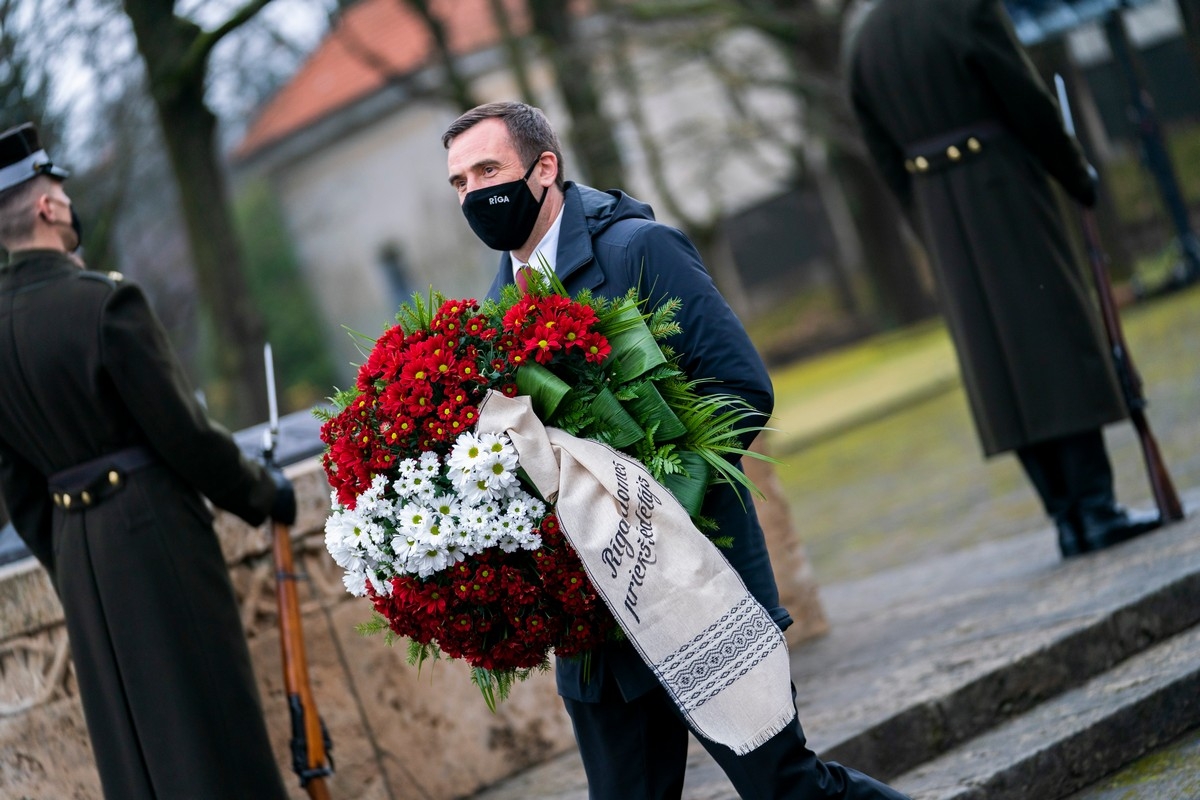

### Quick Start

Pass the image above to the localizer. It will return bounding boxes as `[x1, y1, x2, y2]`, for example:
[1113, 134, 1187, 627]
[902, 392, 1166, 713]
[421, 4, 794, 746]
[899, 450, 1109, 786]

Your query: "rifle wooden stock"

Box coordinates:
[273, 519, 334, 800]
[1079, 209, 1185, 522]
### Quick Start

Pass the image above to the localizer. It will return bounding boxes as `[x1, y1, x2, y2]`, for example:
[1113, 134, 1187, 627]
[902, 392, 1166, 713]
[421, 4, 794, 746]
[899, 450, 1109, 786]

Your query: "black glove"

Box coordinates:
[268, 465, 297, 525]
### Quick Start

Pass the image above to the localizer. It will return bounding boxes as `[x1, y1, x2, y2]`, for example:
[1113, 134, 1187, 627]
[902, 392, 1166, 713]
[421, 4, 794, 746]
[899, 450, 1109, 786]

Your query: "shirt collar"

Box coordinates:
[512, 206, 564, 279]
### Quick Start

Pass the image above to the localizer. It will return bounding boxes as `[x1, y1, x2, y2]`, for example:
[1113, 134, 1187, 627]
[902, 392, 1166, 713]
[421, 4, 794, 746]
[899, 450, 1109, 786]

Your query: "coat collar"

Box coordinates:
[0, 249, 77, 288]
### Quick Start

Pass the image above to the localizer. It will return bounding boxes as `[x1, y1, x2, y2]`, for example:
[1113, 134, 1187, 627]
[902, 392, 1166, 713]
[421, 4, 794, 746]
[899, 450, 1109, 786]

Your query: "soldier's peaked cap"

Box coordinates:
[0, 123, 69, 193]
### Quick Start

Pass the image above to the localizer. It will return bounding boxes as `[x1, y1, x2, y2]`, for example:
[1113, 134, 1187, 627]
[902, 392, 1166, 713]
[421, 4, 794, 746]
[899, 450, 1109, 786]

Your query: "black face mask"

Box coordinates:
[46, 200, 83, 251]
[69, 206, 83, 251]
[461, 158, 547, 252]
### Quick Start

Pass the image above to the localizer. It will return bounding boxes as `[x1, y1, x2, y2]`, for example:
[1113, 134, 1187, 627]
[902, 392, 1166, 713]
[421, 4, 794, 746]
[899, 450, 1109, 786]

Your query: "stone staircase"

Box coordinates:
[470, 494, 1200, 800]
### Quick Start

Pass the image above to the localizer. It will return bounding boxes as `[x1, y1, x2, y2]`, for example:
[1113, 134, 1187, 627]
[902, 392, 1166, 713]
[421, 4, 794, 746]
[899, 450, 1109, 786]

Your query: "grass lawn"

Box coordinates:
[766, 282, 1200, 584]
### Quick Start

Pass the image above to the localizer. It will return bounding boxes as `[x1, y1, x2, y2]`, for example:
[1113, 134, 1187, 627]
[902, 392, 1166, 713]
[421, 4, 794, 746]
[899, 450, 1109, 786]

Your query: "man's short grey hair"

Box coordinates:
[442, 101, 566, 189]
[0, 177, 43, 248]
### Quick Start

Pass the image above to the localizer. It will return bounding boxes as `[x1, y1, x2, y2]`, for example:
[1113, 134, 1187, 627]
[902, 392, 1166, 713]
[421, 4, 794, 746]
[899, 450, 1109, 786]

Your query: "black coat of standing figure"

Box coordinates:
[846, 0, 1161, 556]
[0, 122, 292, 799]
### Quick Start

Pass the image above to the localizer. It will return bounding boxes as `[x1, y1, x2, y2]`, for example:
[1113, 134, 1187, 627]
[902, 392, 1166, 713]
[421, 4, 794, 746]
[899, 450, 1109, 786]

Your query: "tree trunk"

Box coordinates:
[528, 0, 625, 190]
[1177, 0, 1200, 76]
[122, 0, 267, 426]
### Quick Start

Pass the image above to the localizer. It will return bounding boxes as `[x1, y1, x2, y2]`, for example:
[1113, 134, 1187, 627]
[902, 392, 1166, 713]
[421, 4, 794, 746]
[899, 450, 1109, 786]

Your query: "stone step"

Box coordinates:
[891, 623, 1200, 800]
[468, 509, 1200, 799]
[799, 515, 1200, 782]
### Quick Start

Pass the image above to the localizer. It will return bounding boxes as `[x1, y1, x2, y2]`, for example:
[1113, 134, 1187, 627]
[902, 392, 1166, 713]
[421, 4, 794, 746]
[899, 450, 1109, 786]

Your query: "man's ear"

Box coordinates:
[535, 152, 559, 188]
[33, 192, 54, 222]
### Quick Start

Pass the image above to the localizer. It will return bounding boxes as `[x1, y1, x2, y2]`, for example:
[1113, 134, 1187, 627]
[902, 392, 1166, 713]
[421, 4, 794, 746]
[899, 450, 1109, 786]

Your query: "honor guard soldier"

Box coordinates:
[0, 122, 293, 799]
[845, 0, 1161, 557]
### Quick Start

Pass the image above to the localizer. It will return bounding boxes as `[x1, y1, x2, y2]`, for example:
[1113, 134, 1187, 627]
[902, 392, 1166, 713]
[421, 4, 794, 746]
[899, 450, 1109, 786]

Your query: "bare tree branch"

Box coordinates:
[180, 0, 274, 82]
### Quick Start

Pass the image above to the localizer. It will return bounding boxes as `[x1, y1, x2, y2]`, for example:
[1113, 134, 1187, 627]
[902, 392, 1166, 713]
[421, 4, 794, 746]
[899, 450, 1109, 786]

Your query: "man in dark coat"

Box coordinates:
[444, 101, 909, 800]
[845, 0, 1160, 557]
[0, 122, 292, 799]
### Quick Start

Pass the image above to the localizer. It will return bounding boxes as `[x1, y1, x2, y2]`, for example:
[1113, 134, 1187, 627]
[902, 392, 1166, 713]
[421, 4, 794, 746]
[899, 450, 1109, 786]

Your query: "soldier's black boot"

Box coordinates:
[1076, 496, 1162, 551]
[1059, 430, 1162, 552]
[1016, 441, 1087, 557]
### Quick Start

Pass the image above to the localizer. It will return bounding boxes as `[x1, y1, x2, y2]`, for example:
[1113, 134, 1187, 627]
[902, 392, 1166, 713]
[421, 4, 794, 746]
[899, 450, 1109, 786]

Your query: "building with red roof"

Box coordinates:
[234, 0, 805, 381]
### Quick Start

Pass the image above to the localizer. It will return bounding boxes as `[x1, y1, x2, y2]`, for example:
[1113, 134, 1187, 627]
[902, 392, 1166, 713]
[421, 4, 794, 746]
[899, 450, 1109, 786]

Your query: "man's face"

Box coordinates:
[446, 118, 528, 204]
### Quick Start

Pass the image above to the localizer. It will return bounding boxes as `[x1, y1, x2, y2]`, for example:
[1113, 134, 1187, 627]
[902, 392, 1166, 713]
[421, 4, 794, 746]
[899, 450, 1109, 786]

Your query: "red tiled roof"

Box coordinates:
[236, 0, 529, 159]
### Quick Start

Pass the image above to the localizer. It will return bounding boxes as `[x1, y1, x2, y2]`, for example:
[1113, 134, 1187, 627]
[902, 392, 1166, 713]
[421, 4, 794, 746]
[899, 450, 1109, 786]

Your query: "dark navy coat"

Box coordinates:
[487, 183, 790, 702]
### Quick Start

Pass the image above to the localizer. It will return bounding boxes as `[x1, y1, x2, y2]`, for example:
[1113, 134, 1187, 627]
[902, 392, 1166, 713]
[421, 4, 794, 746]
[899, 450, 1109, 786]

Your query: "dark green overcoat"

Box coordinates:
[0, 250, 288, 799]
[847, 0, 1126, 455]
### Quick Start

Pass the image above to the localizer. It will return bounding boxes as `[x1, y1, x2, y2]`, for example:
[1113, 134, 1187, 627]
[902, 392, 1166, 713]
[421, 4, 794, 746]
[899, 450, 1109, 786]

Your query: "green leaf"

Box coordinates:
[602, 300, 668, 383]
[591, 387, 645, 448]
[627, 381, 687, 440]
[516, 362, 573, 419]
[660, 450, 711, 517]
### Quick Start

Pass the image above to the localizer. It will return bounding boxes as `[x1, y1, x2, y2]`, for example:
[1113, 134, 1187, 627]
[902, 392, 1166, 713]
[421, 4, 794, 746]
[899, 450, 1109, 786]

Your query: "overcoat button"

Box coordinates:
[82, 491, 92, 506]
[967, 137, 982, 153]
[915, 156, 929, 172]
[947, 145, 962, 161]
[53, 493, 62, 506]
[63, 494, 72, 508]
[905, 159, 916, 173]
[109, 470, 120, 486]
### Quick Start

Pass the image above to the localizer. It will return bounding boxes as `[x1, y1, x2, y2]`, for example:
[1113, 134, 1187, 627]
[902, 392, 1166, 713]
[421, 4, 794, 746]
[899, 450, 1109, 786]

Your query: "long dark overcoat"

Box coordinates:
[486, 182, 788, 703]
[0, 250, 288, 799]
[847, 0, 1126, 455]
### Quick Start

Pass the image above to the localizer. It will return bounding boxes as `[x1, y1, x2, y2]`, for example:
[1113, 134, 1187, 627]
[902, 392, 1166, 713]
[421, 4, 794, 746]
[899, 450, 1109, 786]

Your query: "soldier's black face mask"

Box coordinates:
[45, 197, 82, 251]
[461, 158, 547, 252]
[68, 205, 83, 250]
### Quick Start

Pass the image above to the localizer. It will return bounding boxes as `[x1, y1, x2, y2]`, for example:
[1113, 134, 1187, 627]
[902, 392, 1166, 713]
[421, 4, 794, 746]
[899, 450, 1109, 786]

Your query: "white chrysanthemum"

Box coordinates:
[482, 457, 520, 496]
[448, 524, 482, 556]
[397, 504, 435, 539]
[342, 569, 371, 597]
[409, 546, 451, 579]
[395, 457, 421, 481]
[418, 450, 441, 475]
[430, 494, 458, 519]
[447, 432, 489, 473]
[390, 532, 419, 570]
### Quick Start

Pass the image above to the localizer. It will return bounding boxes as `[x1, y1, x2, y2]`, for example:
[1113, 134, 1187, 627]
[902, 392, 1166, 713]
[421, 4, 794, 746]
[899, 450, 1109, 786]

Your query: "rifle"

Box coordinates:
[1054, 75, 1185, 523]
[263, 343, 335, 799]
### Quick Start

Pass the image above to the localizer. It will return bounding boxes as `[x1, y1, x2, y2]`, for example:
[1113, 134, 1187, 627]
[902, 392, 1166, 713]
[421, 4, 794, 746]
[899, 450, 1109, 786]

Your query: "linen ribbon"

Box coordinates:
[476, 390, 795, 755]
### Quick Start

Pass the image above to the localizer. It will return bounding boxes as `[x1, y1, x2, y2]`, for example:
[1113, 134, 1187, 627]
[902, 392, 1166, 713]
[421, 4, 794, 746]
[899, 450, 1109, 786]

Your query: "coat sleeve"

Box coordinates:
[0, 441, 55, 579]
[98, 283, 277, 525]
[620, 222, 774, 452]
[966, 0, 1096, 206]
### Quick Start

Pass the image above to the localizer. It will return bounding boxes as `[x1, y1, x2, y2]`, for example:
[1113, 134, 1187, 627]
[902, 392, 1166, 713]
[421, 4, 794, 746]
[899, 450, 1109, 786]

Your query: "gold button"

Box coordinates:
[947, 145, 961, 161]
[967, 137, 982, 153]
[53, 493, 62, 507]
[915, 156, 929, 172]
[905, 159, 916, 173]
[81, 491, 92, 505]
[108, 470, 120, 486]
[63, 494, 72, 508]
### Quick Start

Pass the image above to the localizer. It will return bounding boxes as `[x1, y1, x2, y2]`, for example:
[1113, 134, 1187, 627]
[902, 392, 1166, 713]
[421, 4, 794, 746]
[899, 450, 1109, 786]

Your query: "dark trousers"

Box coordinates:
[562, 673, 910, 800]
[1015, 429, 1113, 520]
